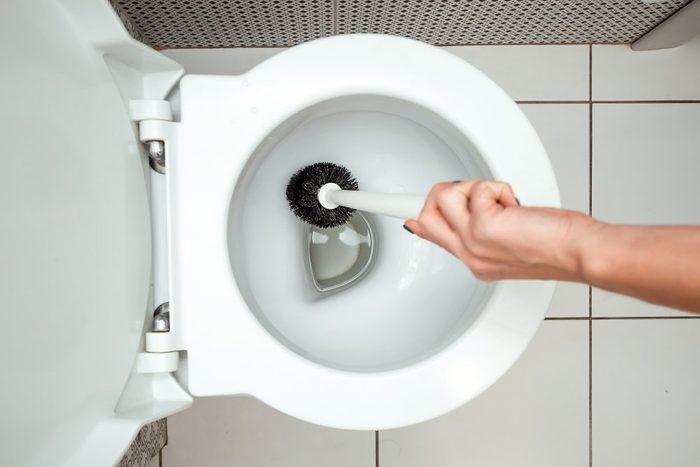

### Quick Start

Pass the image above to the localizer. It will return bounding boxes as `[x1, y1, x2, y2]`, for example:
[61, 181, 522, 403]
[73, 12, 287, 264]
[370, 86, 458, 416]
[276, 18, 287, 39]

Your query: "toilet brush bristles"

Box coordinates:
[286, 162, 359, 228]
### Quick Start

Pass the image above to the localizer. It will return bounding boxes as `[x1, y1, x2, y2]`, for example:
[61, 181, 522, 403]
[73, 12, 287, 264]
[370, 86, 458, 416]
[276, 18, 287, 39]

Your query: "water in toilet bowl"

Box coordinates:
[228, 95, 495, 373]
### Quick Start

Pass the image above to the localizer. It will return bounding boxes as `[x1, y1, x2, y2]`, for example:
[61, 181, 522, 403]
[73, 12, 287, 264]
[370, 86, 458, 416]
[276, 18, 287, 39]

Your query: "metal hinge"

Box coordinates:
[129, 99, 177, 341]
[152, 301, 170, 332]
[146, 140, 166, 174]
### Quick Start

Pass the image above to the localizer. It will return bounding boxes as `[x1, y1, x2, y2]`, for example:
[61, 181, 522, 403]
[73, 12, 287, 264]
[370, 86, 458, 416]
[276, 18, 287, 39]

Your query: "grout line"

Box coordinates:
[589, 317, 593, 467]
[516, 100, 589, 104]
[516, 100, 700, 105]
[592, 315, 700, 320]
[593, 100, 700, 104]
[544, 316, 589, 320]
[588, 44, 593, 467]
[375, 431, 379, 467]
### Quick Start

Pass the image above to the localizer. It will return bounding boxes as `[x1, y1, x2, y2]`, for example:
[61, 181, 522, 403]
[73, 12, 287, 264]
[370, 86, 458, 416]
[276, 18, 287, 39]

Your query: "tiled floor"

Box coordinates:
[161, 36, 700, 466]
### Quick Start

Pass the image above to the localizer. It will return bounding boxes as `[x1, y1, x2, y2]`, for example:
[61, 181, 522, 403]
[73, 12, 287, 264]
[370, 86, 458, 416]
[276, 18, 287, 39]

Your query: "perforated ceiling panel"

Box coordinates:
[110, 0, 691, 49]
[337, 0, 691, 45]
[111, 0, 334, 48]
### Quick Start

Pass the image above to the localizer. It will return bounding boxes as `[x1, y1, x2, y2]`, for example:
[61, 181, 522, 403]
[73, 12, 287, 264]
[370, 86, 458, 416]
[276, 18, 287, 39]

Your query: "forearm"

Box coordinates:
[574, 222, 700, 313]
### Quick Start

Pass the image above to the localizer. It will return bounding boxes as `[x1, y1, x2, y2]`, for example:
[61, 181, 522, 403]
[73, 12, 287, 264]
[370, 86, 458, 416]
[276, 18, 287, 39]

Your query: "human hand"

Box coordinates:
[403, 180, 594, 282]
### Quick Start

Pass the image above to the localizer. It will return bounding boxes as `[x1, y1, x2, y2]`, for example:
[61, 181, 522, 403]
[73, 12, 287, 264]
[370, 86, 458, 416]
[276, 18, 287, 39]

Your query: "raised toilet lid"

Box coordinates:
[0, 1, 177, 465]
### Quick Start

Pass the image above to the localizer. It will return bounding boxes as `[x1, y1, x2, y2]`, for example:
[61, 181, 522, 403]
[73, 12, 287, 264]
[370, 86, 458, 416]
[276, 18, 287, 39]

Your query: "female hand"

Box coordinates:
[403, 180, 594, 282]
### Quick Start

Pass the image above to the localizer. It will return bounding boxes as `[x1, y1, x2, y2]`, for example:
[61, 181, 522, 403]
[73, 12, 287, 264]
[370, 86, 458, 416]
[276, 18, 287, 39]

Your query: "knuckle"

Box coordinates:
[470, 180, 487, 193]
[436, 186, 459, 205]
[428, 182, 450, 197]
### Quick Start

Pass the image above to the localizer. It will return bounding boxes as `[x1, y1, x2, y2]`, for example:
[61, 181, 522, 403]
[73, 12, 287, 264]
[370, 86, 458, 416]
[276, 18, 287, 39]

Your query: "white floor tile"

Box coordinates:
[592, 104, 700, 317]
[380, 321, 589, 467]
[520, 104, 590, 317]
[162, 396, 374, 467]
[592, 35, 700, 101]
[445, 45, 590, 101]
[592, 319, 700, 467]
[162, 48, 285, 74]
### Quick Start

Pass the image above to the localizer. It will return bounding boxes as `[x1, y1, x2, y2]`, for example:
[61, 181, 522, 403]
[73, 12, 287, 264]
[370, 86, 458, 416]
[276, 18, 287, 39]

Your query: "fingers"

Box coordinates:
[405, 182, 469, 258]
[435, 182, 473, 239]
[404, 180, 518, 260]
[470, 181, 519, 211]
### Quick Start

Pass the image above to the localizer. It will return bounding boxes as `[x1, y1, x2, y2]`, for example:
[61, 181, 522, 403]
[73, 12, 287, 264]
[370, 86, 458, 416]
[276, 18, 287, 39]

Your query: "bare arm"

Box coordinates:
[580, 223, 700, 312]
[404, 180, 700, 313]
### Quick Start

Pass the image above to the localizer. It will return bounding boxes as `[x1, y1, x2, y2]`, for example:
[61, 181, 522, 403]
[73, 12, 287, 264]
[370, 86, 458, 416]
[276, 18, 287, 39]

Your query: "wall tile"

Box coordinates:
[592, 319, 700, 467]
[163, 396, 374, 467]
[145, 453, 159, 467]
[380, 321, 589, 467]
[445, 45, 589, 100]
[163, 45, 589, 102]
[519, 104, 590, 317]
[162, 48, 284, 75]
[592, 104, 700, 317]
[592, 35, 700, 101]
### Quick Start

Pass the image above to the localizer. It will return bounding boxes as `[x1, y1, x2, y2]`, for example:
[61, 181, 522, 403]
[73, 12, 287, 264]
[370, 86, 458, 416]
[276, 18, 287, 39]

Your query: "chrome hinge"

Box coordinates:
[129, 99, 178, 344]
[146, 140, 166, 174]
[152, 301, 170, 332]
[129, 99, 172, 174]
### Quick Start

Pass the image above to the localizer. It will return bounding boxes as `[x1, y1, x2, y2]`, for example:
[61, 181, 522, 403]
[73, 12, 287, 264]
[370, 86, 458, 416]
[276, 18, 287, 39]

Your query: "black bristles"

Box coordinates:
[285, 162, 359, 228]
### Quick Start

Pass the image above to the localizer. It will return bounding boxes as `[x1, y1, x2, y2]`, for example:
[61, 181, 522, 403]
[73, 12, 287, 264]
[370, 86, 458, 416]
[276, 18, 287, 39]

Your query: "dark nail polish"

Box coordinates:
[403, 224, 414, 234]
[515, 197, 521, 206]
[452, 180, 462, 183]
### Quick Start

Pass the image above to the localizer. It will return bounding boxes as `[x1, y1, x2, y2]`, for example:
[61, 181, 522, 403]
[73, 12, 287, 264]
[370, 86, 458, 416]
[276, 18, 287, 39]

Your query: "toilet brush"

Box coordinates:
[285, 162, 426, 228]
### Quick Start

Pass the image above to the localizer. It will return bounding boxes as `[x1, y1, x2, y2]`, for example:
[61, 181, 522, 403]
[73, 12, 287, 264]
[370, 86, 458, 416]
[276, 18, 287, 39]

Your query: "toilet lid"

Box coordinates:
[0, 1, 170, 464]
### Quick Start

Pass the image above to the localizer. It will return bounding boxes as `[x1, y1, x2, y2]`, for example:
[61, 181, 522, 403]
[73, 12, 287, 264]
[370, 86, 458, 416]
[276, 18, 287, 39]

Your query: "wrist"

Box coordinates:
[573, 218, 612, 285]
[548, 212, 608, 283]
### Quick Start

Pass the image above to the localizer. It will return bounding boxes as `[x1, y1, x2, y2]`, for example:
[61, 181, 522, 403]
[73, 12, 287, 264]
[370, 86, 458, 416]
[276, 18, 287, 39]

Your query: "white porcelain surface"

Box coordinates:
[592, 320, 700, 467]
[520, 104, 590, 317]
[230, 96, 491, 372]
[0, 0, 183, 465]
[164, 397, 374, 467]
[592, 104, 700, 317]
[593, 35, 700, 101]
[170, 34, 558, 429]
[380, 321, 589, 467]
[445, 45, 590, 101]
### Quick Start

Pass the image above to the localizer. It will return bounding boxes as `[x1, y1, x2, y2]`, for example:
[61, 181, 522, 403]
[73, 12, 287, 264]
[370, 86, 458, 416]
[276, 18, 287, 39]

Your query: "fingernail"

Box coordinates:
[515, 197, 521, 206]
[403, 224, 414, 235]
[452, 180, 462, 183]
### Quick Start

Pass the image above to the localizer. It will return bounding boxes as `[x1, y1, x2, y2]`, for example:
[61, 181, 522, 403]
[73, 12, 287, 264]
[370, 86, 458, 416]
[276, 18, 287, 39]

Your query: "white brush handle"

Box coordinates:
[318, 183, 425, 220]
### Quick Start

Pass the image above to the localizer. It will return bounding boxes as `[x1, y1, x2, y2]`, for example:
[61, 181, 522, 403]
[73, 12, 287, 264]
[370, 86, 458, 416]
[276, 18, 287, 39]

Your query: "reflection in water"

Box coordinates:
[307, 212, 375, 291]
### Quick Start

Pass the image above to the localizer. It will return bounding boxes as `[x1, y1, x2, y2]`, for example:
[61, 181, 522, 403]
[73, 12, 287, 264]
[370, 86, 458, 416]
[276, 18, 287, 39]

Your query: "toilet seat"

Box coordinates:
[147, 34, 559, 429]
[1, 0, 558, 463]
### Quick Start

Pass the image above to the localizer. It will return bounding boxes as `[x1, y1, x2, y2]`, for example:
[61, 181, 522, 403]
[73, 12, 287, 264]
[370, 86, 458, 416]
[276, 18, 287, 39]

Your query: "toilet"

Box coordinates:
[0, 0, 559, 465]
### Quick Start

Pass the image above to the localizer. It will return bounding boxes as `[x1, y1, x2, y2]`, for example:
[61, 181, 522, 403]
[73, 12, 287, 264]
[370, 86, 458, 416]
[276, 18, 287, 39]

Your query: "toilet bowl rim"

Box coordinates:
[172, 33, 560, 429]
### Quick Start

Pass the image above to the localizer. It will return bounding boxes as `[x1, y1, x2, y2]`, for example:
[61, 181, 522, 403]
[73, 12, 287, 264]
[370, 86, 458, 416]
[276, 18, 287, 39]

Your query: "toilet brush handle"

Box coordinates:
[327, 189, 426, 220]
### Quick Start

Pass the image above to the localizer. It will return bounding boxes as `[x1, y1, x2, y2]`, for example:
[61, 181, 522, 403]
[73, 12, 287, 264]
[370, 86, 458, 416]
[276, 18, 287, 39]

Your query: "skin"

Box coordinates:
[403, 180, 700, 313]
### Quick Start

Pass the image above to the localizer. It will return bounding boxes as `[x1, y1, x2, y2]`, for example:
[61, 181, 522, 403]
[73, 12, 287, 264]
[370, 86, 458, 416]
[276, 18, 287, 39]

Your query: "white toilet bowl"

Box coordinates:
[149, 34, 560, 429]
[1, 1, 559, 464]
